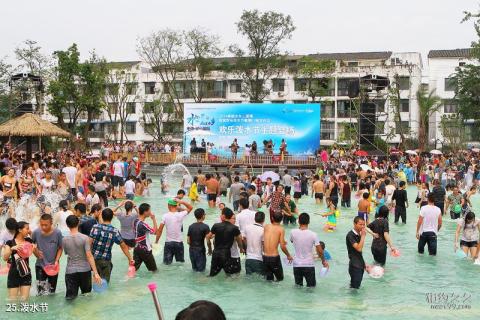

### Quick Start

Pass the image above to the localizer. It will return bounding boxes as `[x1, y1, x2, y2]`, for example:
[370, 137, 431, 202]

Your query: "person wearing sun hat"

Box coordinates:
[155, 198, 193, 265]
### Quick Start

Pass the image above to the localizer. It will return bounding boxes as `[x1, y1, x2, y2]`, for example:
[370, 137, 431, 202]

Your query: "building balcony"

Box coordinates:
[88, 131, 107, 139]
[337, 110, 358, 118]
[200, 90, 227, 99]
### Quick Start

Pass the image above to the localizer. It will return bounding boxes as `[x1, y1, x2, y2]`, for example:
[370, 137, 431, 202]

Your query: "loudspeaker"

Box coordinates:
[359, 102, 376, 146]
[347, 79, 360, 98]
[360, 102, 376, 115]
[16, 103, 33, 116]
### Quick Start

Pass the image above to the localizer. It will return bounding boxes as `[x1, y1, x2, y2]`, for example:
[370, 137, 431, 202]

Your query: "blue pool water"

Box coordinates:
[0, 177, 479, 319]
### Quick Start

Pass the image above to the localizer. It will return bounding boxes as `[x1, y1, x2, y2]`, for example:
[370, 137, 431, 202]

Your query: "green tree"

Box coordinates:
[137, 29, 186, 117]
[141, 94, 176, 143]
[293, 56, 335, 102]
[137, 28, 222, 115]
[103, 67, 138, 143]
[48, 44, 81, 131]
[0, 59, 14, 123]
[48, 45, 107, 146]
[416, 87, 441, 151]
[454, 10, 480, 121]
[78, 52, 108, 145]
[387, 73, 413, 148]
[184, 28, 222, 102]
[229, 10, 295, 102]
[440, 114, 466, 150]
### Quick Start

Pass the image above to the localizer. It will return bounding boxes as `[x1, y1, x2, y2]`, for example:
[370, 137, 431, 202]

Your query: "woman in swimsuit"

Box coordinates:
[56, 172, 70, 200]
[1, 168, 17, 215]
[20, 166, 37, 197]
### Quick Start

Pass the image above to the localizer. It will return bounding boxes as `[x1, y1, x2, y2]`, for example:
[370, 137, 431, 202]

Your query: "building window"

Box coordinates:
[400, 99, 409, 112]
[444, 78, 457, 92]
[162, 82, 170, 94]
[347, 61, 358, 67]
[126, 102, 136, 114]
[337, 100, 356, 118]
[144, 82, 155, 95]
[294, 79, 307, 92]
[321, 101, 335, 118]
[390, 57, 402, 65]
[200, 81, 226, 98]
[374, 99, 386, 113]
[271, 100, 285, 104]
[321, 121, 335, 140]
[163, 122, 182, 134]
[337, 78, 354, 96]
[126, 83, 137, 95]
[229, 80, 242, 93]
[175, 81, 194, 99]
[459, 62, 466, 67]
[443, 99, 458, 113]
[144, 102, 155, 113]
[320, 78, 335, 96]
[293, 100, 307, 104]
[125, 122, 136, 134]
[396, 121, 410, 134]
[338, 123, 356, 142]
[398, 77, 410, 90]
[272, 79, 285, 92]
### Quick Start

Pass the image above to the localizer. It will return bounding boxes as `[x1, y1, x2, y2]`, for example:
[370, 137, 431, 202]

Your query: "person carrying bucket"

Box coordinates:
[32, 214, 63, 295]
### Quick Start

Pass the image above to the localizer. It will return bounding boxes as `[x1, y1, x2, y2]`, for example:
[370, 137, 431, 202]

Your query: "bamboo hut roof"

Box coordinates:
[0, 113, 70, 138]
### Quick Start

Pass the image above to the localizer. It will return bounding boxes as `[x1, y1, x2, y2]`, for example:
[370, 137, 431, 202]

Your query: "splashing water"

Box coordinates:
[0, 191, 65, 233]
[161, 163, 191, 197]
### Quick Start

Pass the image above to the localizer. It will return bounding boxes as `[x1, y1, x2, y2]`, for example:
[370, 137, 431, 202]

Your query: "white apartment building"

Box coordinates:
[61, 51, 424, 148]
[427, 48, 478, 146]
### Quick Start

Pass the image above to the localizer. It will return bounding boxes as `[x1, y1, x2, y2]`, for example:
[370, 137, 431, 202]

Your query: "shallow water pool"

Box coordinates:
[0, 177, 479, 320]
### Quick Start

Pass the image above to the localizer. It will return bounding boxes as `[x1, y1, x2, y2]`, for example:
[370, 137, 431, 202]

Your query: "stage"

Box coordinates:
[110, 151, 320, 169]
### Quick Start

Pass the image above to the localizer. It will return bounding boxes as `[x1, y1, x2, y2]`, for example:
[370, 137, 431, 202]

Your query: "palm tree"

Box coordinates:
[417, 87, 441, 151]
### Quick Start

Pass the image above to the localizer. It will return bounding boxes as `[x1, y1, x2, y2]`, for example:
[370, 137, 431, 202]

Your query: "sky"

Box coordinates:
[1, 0, 479, 66]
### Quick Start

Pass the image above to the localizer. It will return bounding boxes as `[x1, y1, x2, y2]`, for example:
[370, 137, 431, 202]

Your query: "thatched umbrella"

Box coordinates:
[0, 113, 70, 157]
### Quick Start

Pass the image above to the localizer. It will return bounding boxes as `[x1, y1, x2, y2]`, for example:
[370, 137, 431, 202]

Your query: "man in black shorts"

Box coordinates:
[62, 216, 102, 300]
[263, 211, 293, 282]
[133, 203, 158, 272]
[346, 217, 366, 289]
[207, 208, 244, 277]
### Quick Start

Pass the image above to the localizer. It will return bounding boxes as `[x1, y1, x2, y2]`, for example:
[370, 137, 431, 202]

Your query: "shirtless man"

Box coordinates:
[197, 170, 206, 194]
[263, 211, 293, 281]
[205, 174, 219, 208]
[311, 175, 325, 205]
[357, 192, 371, 224]
[75, 162, 86, 195]
[357, 167, 367, 188]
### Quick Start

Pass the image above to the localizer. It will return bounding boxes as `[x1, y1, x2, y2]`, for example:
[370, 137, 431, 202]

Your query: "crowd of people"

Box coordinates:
[0, 145, 478, 318]
[176, 147, 480, 289]
[100, 141, 181, 158]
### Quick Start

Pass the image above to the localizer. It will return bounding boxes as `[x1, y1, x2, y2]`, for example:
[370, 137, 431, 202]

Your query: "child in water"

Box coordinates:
[319, 241, 332, 260]
[160, 174, 168, 195]
[189, 176, 200, 204]
[143, 178, 152, 197]
[358, 192, 371, 224]
[374, 190, 385, 218]
[322, 197, 337, 232]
